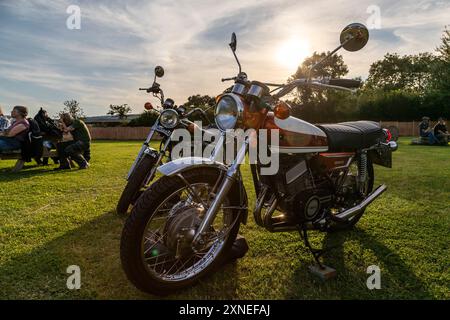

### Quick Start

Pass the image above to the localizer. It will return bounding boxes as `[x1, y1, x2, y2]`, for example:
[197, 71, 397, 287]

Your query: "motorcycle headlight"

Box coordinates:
[214, 94, 244, 131]
[160, 109, 179, 129]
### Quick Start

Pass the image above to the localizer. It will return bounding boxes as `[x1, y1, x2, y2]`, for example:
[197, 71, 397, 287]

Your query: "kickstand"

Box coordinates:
[299, 227, 337, 280]
[299, 227, 325, 269]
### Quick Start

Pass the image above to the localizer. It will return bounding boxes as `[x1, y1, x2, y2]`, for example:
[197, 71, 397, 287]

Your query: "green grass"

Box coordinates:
[0, 138, 449, 299]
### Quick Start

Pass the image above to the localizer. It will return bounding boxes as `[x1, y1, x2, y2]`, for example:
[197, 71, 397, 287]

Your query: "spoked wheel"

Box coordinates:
[120, 167, 242, 295]
[328, 158, 374, 231]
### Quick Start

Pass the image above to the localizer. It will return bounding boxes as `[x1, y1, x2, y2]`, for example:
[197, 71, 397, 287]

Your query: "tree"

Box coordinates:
[290, 51, 349, 105]
[127, 110, 159, 127]
[365, 53, 436, 92]
[62, 99, 84, 119]
[183, 94, 216, 124]
[107, 104, 132, 119]
[436, 26, 450, 61]
[429, 27, 450, 93]
[184, 94, 215, 109]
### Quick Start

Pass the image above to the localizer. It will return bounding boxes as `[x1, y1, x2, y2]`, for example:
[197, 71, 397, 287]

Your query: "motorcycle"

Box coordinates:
[120, 23, 398, 295]
[116, 66, 214, 215]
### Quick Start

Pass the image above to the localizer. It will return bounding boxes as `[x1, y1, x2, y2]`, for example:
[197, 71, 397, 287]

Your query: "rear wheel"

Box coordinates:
[116, 155, 156, 216]
[120, 167, 242, 295]
[328, 158, 374, 231]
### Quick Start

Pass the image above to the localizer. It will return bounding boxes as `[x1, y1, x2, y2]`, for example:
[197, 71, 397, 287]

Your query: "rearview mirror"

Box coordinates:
[229, 33, 237, 52]
[154, 66, 165, 78]
[340, 23, 369, 52]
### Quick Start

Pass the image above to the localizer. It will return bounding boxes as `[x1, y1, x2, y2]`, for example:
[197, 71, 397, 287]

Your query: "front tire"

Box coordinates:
[120, 167, 242, 295]
[116, 155, 157, 216]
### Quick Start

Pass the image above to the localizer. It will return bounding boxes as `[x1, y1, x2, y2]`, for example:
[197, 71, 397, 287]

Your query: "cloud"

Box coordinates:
[0, 0, 448, 116]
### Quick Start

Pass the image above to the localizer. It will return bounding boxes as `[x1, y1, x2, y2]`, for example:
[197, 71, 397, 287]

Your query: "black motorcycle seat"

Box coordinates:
[317, 121, 384, 151]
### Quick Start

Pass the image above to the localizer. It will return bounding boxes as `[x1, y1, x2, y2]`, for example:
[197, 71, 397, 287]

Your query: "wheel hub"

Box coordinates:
[164, 205, 203, 258]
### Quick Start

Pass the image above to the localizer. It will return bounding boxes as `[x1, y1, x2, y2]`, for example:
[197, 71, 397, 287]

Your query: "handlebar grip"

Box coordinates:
[221, 77, 236, 82]
[328, 79, 361, 88]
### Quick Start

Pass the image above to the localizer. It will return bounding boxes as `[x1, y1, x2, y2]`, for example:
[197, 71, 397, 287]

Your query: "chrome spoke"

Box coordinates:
[141, 181, 233, 281]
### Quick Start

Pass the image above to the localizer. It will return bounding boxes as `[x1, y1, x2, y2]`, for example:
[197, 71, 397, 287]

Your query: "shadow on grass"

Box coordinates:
[0, 210, 240, 300]
[285, 228, 432, 299]
[0, 164, 88, 182]
[0, 164, 56, 181]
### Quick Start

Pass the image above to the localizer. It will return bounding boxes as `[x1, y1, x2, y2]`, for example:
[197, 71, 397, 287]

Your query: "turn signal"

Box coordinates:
[274, 101, 290, 119]
[187, 123, 197, 134]
[144, 102, 153, 110]
[383, 129, 392, 142]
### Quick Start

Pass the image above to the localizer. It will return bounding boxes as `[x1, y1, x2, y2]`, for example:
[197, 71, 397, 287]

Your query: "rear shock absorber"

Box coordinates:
[357, 152, 368, 193]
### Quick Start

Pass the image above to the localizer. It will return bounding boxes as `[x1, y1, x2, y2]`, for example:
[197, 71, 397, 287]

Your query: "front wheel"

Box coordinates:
[120, 167, 242, 295]
[116, 155, 157, 216]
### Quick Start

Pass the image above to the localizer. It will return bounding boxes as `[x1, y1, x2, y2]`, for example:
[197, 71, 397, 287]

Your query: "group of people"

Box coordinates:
[0, 105, 91, 170]
[419, 117, 449, 145]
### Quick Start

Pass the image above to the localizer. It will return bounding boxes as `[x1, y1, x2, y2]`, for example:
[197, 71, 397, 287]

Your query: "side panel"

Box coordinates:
[317, 152, 355, 171]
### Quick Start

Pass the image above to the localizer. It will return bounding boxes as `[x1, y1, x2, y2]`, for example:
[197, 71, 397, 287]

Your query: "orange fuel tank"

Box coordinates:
[263, 113, 328, 153]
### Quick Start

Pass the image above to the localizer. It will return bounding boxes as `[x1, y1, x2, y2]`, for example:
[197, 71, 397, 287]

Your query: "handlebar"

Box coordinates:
[327, 78, 361, 88]
[221, 77, 236, 82]
[185, 107, 211, 125]
[272, 78, 357, 99]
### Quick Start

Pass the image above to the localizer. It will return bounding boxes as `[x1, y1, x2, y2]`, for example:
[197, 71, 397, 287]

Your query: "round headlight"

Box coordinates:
[214, 94, 243, 131]
[160, 109, 179, 129]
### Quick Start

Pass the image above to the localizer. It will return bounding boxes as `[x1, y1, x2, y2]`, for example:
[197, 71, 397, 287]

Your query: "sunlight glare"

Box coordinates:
[276, 38, 310, 70]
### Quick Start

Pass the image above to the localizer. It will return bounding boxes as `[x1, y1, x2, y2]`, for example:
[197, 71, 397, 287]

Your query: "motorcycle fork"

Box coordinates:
[126, 118, 160, 179]
[191, 137, 249, 247]
[142, 136, 171, 186]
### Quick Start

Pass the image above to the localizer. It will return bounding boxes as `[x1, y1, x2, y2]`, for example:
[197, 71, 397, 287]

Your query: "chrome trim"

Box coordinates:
[214, 93, 244, 131]
[157, 157, 227, 177]
[192, 137, 249, 246]
[247, 83, 264, 99]
[231, 83, 247, 95]
[160, 109, 179, 129]
[333, 184, 387, 221]
[388, 141, 398, 151]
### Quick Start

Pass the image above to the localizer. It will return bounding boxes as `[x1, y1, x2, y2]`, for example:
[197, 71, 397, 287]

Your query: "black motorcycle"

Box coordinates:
[116, 66, 213, 215]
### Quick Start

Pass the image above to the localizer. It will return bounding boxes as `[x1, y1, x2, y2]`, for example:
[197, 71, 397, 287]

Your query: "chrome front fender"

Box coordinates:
[157, 157, 227, 177]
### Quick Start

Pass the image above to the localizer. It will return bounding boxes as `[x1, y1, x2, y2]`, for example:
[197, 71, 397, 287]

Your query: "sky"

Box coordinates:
[0, 0, 448, 117]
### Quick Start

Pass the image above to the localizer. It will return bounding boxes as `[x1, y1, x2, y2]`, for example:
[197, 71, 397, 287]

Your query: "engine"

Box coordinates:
[263, 154, 334, 222]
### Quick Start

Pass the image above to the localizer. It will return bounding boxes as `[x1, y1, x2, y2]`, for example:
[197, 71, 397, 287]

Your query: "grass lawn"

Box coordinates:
[0, 138, 448, 299]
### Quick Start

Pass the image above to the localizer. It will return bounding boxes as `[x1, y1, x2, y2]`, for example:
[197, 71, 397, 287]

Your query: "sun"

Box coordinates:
[276, 38, 310, 70]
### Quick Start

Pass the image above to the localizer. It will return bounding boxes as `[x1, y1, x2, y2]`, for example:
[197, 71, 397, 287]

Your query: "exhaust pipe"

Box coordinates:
[332, 184, 387, 222]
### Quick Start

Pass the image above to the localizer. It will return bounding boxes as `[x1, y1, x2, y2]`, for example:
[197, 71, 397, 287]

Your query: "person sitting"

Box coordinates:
[0, 106, 30, 153]
[0, 105, 11, 131]
[433, 117, 449, 145]
[419, 117, 439, 145]
[55, 113, 91, 170]
[34, 108, 62, 165]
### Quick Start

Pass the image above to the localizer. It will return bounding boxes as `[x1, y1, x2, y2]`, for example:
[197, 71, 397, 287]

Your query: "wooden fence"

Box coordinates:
[88, 126, 160, 140]
[88, 122, 423, 140]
